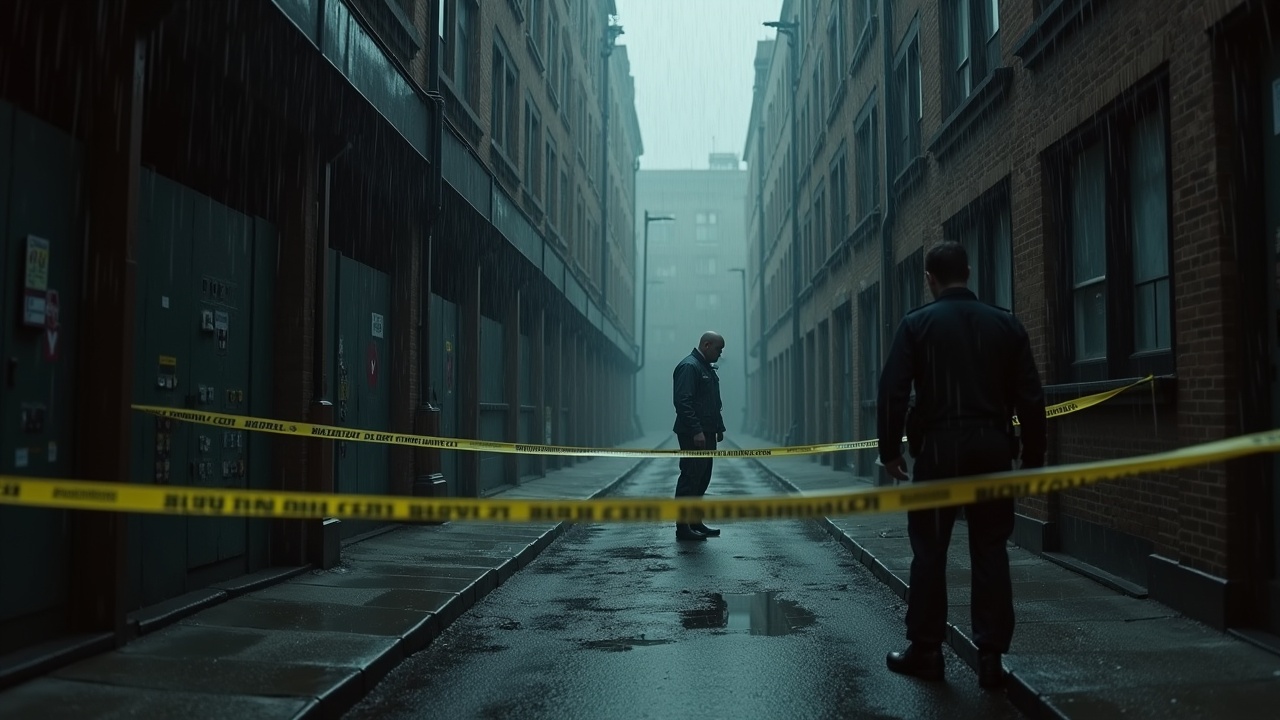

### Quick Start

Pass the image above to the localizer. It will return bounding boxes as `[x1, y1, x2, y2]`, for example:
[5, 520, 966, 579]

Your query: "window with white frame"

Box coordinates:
[446, 0, 477, 102]
[491, 39, 518, 155]
[945, 0, 1000, 115]
[826, 6, 843, 102]
[528, 0, 543, 52]
[1051, 76, 1173, 381]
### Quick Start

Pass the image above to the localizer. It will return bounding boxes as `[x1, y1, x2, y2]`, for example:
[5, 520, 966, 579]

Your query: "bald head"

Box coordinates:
[698, 331, 725, 363]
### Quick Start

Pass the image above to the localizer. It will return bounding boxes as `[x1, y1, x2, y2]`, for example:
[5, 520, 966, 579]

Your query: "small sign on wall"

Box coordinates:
[22, 236, 50, 327]
[371, 312, 385, 339]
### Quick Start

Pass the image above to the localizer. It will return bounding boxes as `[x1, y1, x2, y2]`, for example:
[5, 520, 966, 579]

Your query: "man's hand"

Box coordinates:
[883, 456, 910, 482]
[693, 432, 706, 448]
[716, 432, 724, 442]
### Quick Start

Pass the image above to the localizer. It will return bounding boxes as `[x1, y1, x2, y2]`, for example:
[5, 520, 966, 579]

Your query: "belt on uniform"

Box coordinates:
[919, 418, 1012, 433]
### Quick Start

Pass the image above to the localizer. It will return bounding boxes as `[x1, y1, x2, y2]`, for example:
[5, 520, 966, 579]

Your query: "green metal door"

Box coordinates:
[131, 170, 192, 606]
[186, 193, 253, 571]
[0, 103, 81, 652]
[131, 170, 275, 607]
[332, 251, 391, 537]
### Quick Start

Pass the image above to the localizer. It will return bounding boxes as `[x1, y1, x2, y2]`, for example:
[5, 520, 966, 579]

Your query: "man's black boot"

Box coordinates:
[675, 524, 706, 541]
[978, 651, 1005, 690]
[886, 643, 944, 681]
[692, 523, 720, 537]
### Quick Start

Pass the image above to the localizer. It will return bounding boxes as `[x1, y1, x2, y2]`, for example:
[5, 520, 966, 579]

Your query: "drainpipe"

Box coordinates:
[879, 1, 896, 361]
[755, 119, 767, 437]
[413, 0, 447, 498]
[600, 20, 622, 319]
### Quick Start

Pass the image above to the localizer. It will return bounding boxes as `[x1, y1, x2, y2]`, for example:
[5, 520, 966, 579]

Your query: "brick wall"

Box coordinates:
[747, 0, 1256, 579]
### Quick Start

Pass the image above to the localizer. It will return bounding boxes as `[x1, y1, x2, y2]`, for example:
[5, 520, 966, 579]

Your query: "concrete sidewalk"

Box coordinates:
[730, 432, 1280, 719]
[0, 433, 671, 720]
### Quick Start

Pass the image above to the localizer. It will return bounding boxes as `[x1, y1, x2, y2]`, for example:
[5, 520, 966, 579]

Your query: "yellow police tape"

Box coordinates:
[130, 376, 1155, 459]
[0, 421, 1274, 522]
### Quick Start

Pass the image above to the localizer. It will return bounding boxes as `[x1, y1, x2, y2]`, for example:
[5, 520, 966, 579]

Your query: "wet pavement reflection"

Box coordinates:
[680, 592, 816, 636]
[342, 457, 1022, 720]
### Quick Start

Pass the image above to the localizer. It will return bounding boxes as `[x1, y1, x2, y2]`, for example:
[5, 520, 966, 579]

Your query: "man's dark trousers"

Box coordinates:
[674, 432, 716, 498]
[906, 426, 1016, 654]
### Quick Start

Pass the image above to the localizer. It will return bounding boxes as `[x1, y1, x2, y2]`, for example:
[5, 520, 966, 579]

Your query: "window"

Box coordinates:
[1050, 77, 1173, 380]
[524, 99, 542, 197]
[446, 0, 476, 101]
[826, 6, 843, 101]
[528, 0, 542, 51]
[945, 0, 1000, 114]
[545, 139, 558, 226]
[946, 182, 1012, 311]
[559, 169, 569, 231]
[695, 294, 721, 310]
[894, 21, 922, 169]
[696, 211, 719, 244]
[559, 44, 571, 107]
[575, 193, 584, 262]
[830, 150, 849, 242]
[855, 97, 878, 223]
[858, 285, 880, 476]
[852, 0, 872, 39]
[895, 249, 925, 326]
[695, 257, 717, 276]
[547, 15, 559, 102]
[1129, 113, 1171, 354]
[813, 186, 826, 269]
[813, 65, 825, 128]
[491, 40, 518, 154]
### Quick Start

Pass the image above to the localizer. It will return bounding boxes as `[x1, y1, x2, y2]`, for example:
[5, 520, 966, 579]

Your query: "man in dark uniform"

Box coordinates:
[672, 331, 727, 541]
[876, 241, 1046, 690]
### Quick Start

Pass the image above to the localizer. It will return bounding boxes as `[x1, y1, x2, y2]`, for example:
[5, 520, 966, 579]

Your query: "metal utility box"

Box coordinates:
[0, 102, 81, 651]
[129, 169, 276, 607]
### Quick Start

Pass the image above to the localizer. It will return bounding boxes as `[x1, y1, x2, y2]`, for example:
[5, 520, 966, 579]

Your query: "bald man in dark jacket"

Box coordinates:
[877, 241, 1046, 691]
[672, 331, 727, 541]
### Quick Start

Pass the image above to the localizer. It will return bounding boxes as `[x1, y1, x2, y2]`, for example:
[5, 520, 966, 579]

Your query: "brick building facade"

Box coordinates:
[746, 0, 1280, 634]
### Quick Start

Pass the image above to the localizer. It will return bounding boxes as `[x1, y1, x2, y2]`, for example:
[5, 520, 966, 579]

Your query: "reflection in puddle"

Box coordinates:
[680, 592, 816, 636]
[582, 637, 674, 652]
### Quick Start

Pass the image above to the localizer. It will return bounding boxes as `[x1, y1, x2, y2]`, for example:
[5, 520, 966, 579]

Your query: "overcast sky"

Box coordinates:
[615, 0, 782, 170]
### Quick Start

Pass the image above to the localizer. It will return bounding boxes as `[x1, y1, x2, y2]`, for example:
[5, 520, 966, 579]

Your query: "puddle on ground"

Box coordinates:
[680, 591, 817, 636]
[581, 637, 674, 652]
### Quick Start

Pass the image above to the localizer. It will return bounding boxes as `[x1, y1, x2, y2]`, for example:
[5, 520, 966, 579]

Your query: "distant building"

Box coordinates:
[635, 156, 749, 435]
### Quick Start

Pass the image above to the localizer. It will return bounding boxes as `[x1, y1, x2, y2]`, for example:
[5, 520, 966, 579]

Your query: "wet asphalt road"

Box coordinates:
[343, 457, 1022, 720]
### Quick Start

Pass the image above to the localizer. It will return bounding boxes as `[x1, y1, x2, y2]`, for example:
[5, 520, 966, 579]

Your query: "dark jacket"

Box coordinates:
[672, 349, 725, 436]
[877, 288, 1046, 467]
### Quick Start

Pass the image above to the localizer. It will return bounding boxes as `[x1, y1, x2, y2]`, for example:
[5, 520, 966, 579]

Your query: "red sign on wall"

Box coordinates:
[366, 341, 379, 389]
[43, 289, 60, 361]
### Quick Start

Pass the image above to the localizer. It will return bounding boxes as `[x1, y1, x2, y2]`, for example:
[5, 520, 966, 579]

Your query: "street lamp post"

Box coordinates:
[763, 18, 802, 446]
[600, 18, 624, 316]
[632, 210, 674, 435]
[728, 267, 748, 433]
